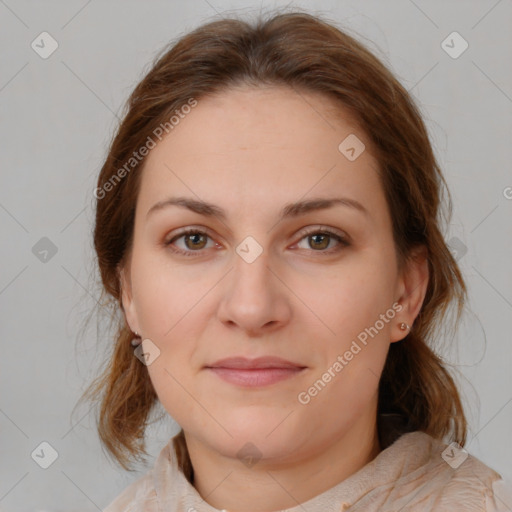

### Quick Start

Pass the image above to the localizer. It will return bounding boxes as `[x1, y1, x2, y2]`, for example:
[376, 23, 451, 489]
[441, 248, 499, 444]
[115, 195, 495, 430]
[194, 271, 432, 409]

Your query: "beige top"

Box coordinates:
[104, 430, 511, 511]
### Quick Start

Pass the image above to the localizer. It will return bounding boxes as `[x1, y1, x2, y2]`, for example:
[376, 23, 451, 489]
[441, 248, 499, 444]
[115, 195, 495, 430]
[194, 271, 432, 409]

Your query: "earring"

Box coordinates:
[399, 322, 410, 331]
[131, 331, 142, 347]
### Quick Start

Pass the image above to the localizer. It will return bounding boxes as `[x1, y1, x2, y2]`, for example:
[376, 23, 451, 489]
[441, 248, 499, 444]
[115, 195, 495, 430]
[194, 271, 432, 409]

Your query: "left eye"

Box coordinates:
[295, 229, 349, 252]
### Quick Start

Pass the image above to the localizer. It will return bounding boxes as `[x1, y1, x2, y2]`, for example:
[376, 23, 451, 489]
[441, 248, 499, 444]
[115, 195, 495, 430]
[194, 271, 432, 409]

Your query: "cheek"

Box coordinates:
[316, 264, 396, 342]
[131, 260, 192, 338]
[146, 360, 201, 429]
[310, 262, 396, 396]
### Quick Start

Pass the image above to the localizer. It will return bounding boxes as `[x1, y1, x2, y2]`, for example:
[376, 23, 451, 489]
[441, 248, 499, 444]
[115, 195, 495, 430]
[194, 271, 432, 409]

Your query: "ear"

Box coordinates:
[118, 263, 140, 335]
[391, 245, 429, 343]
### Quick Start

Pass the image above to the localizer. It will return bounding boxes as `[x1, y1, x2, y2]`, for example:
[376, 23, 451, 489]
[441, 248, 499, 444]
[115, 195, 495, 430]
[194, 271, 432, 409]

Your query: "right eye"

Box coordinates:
[165, 228, 218, 256]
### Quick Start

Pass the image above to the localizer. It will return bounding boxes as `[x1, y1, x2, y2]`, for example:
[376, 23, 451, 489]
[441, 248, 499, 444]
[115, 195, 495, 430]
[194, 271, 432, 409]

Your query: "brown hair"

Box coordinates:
[80, 9, 468, 472]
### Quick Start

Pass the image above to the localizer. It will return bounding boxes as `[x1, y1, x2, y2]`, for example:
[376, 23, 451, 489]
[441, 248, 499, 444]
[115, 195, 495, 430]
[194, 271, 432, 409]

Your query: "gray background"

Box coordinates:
[1, 0, 511, 510]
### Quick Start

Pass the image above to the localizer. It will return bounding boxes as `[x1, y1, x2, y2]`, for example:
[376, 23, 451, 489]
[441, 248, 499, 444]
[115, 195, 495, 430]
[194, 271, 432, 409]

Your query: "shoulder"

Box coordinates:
[103, 471, 158, 512]
[391, 432, 509, 511]
[102, 436, 182, 511]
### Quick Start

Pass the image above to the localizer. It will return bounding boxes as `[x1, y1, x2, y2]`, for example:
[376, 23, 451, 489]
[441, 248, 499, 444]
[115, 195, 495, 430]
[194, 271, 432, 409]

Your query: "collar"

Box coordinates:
[152, 429, 464, 512]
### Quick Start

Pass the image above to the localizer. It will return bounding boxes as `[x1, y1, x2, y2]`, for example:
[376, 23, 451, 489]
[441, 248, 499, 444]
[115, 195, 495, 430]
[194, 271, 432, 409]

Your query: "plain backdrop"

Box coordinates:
[1, 1, 511, 510]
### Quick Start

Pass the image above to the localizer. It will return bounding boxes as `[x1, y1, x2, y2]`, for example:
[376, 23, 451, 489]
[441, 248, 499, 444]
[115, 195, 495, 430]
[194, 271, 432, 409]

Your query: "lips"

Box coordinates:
[206, 356, 306, 370]
[205, 356, 307, 387]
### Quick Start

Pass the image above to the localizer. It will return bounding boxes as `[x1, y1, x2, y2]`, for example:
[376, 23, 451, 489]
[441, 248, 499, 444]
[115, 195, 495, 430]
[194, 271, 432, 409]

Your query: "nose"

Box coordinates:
[216, 247, 292, 337]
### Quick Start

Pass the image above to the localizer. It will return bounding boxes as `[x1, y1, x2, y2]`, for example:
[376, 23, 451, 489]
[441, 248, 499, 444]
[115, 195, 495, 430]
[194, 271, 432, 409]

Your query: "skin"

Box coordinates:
[119, 84, 429, 511]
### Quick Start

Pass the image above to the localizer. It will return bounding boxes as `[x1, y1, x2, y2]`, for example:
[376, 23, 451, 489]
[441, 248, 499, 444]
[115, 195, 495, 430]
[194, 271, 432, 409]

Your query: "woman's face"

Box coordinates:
[120, 85, 422, 464]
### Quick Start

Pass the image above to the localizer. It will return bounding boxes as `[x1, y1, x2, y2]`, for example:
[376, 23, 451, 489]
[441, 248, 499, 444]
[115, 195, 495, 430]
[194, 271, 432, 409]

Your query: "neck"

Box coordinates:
[183, 407, 381, 512]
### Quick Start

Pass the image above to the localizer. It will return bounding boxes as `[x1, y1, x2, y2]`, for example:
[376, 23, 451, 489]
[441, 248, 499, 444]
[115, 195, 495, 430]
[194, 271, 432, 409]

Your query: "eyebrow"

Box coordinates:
[146, 196, 369, 222]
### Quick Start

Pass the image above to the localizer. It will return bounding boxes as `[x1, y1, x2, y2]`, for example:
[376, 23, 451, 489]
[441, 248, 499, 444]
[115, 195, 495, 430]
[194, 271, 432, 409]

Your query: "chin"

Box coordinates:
[215, 434, 297, 465]
[207, 411, 304, 460]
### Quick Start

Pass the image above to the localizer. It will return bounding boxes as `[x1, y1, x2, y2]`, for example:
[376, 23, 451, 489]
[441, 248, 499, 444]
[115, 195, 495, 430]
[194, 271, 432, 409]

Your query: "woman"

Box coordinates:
[83, 10, 508, 511]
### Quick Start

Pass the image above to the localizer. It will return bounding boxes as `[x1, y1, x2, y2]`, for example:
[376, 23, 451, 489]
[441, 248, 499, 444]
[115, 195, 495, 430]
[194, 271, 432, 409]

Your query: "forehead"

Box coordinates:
[136, 85, 387, 226]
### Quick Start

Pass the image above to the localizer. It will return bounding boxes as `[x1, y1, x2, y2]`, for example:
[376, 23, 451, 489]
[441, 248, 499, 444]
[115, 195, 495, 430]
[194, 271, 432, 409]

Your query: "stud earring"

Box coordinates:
[131, 331, 142, 347]
[399, 322, 410, 331]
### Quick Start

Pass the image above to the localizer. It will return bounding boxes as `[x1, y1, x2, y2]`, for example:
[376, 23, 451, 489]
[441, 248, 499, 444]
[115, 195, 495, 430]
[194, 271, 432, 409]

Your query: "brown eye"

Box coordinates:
[183, 232, 208, 250]
[308, 233, 331, 250]
[165, 229, 215, 256]
[295, 227, 350, 254]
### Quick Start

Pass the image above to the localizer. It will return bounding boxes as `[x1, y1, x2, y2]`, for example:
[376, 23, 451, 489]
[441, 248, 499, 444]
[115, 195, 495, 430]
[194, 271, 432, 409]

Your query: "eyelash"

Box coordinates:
[164, 226, 350, 257]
